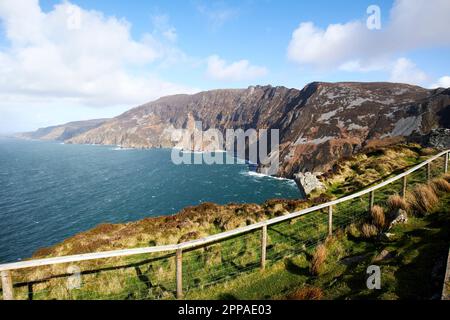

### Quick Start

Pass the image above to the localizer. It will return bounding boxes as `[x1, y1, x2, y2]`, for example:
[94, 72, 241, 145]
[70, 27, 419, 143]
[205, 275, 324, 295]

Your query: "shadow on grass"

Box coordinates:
[284, 258, 310, 277]
[393, 213, 450, 299]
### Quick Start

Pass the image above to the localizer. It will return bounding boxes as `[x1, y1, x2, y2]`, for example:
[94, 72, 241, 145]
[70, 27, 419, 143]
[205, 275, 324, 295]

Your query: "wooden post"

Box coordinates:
[427, 162, 431, 181]
[1, 270, 14, 300]
[401, 175, 407, 198]
[260, 225, 267, 270]
[176, 249, 183, 299]
[328, 206, 333, 236]
[369, 190, 375, 210]
[445, 153, 449, 174]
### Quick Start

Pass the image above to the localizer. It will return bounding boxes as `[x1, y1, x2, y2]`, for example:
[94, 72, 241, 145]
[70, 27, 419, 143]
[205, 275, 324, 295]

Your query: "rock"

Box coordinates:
[428, 128, 450, 149]
[24, 82, 449, 178]
[294, 172, 325, 196]
[389, 209, 408, 228]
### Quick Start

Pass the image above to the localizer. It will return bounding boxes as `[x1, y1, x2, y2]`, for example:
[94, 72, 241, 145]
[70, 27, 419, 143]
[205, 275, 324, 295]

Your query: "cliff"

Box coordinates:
[24, 82, 450, 179]
[17, 119, 108, 142]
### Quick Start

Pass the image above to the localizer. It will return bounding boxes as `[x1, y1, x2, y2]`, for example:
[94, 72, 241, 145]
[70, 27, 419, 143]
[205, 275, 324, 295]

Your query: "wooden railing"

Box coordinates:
[1, 149, 449, 300]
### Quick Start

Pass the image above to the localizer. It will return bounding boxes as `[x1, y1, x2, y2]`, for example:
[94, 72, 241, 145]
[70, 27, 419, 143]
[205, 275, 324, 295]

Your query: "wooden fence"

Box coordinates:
[1, 149, 449, 300]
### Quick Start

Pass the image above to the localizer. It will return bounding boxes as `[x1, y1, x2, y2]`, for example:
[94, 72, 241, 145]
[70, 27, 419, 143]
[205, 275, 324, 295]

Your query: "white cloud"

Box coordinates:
[430, 76, 450, 88]
[206, 55, 268, 81]
[287, 0, 450, 70]
[389, 58, 428, 86]
[151, 14, 177, 42]
[197, 3, 238, 30]
[287, 21, 381, 69]
[0, 0, 197, 110]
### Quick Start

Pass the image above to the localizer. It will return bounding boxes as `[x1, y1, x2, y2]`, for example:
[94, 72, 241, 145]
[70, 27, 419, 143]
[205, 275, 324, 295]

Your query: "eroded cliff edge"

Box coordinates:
[20, 82, 450, 193]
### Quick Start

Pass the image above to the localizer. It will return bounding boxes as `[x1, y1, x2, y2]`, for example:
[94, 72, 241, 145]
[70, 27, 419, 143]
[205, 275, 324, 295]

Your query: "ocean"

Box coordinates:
[0, 138, 300, 263]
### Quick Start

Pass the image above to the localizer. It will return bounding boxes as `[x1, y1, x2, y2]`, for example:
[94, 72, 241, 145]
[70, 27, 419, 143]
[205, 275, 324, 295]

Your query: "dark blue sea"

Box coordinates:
[0, 138, 300, 263]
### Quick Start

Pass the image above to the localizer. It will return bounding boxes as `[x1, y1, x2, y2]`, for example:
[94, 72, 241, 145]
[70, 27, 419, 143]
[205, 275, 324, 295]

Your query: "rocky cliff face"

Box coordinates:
[33, 82, 450, 178]
[17, 119, 108, 141]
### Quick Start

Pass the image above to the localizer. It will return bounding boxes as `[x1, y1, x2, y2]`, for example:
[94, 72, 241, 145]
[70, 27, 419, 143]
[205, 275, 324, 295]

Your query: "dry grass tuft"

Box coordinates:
[430, 178, 450, 193]
[370, 205, 386, 229]
[443, 173, 450, 183]
[419, 147, 436, 156]
[310, 244, 327, 276]
[346, 223, 361, 238]
[286, 286, 323, 300]
[360, 223, 379, 238]
[387, 194, 409, 211]
[406, 184, 439, 215]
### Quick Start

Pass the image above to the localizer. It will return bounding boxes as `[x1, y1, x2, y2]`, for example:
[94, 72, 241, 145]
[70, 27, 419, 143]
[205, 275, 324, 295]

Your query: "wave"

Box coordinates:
[111, 146, 134, 151]
[240, 170, 297, 185]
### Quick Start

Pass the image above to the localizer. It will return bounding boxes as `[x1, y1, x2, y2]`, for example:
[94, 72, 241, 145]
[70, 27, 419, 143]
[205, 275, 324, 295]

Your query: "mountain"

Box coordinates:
[24, 82, 450, 179]
[17, 119, 108, 141]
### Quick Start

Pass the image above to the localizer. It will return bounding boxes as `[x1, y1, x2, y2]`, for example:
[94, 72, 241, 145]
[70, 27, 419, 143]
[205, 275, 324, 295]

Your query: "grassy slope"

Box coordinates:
[187, 195, 449, 300]
[3, 143, 449, 300]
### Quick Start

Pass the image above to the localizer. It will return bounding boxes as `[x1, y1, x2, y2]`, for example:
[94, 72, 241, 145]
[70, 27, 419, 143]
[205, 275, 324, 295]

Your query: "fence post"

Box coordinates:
[260, 225, 267, 270]
[445, 152, 449, 174]
[369, 190, 375, 210]
[328, 206, 333, 236]
[1, 270, 14, 300]
[176, 249, 183, 299]
[427, 162, 431, 181]
[402, 175, 407, 198]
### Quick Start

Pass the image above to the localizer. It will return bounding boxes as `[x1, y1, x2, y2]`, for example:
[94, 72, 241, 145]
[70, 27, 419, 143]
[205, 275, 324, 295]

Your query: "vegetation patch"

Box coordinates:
[2, 144, 447, 300]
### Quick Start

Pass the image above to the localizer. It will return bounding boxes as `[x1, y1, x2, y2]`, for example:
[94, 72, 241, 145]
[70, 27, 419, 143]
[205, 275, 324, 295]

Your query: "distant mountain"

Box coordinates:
[23, 82, 450, 178]
[17, 119, 108, 142]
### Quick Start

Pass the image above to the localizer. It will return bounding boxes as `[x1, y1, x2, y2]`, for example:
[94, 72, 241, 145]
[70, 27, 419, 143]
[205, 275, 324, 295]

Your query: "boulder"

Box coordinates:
[294, 172, 325, 196]
[428, 128, 450, 149]
[389, 209, 408, 228]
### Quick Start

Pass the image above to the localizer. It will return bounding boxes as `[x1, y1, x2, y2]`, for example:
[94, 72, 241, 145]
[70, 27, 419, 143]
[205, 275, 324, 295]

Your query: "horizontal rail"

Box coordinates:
[0, 149, 448, 273]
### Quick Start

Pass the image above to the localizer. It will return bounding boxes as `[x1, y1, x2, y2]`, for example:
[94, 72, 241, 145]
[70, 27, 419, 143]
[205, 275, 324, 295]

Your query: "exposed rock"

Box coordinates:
[389, 209, 408, 229]
[294, 172, 325, 196]
[428, 128, 450, 149]
[23, 82, 450, 178]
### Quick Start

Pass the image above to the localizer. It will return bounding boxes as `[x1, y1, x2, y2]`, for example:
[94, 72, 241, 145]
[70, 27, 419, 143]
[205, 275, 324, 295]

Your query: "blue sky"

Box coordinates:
[39, 0, 399, 89]
[0, 0, 449, 132]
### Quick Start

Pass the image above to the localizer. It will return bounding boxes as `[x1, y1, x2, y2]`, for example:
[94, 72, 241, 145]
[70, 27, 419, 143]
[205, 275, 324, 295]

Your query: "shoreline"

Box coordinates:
[0, 137, 302, 263]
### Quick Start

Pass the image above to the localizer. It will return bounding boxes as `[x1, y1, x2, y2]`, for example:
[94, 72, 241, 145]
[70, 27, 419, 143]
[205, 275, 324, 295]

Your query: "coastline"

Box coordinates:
[25, 143, 432, 261]
[0, 138, 301, 263]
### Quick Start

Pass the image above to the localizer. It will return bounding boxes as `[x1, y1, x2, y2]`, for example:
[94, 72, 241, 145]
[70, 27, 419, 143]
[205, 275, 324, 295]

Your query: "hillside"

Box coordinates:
[6, 143, 450, 300]
[21, 82, 450, 179]
[17, 119, 108, 141]
[25, 143, 438, 257]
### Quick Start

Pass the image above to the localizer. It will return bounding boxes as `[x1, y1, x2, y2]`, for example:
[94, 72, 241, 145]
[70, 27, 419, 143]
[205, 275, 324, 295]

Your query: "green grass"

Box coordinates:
[3, 145, 447, 300]
[186, 194, 450, 300]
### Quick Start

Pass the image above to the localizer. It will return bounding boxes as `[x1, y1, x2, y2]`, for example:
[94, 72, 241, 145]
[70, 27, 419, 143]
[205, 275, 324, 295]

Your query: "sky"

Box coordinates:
[0, 0, 449, 133]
